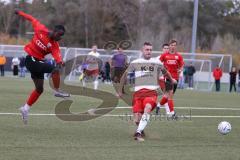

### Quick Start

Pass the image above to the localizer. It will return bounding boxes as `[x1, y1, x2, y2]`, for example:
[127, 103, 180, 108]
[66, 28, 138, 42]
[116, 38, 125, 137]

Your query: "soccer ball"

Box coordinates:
[218, 121, 231, 135]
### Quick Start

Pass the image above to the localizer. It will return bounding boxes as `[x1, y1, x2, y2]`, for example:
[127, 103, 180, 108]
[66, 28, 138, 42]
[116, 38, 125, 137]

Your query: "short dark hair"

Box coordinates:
[54, 25, 65, 33]
[162, 43, 169, 48]
[117, 45, 123, 50]
[144, 42, 152, 46]
[169, 39, 177, 45]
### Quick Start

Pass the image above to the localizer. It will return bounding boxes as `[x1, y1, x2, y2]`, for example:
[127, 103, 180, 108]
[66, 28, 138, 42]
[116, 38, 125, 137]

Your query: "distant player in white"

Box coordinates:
[118, 42, 176, 141]
[83, 45, 100, 90]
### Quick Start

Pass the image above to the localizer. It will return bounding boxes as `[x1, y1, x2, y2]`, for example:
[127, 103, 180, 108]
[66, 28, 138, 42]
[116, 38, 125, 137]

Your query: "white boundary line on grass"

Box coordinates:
[0, 106, 240, 118]
[0, 112, 240, 118]
[115, 106, 240, 110]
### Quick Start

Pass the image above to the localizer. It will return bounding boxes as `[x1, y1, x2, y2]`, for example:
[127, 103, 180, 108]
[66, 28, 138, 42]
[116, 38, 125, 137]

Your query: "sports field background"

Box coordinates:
[0, 76, 239, 160]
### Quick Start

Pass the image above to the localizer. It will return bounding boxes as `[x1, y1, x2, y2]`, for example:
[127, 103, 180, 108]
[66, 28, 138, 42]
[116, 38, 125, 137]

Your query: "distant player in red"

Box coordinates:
[155, 43, 169, 115]
[15, 10, 69, 124]
[158, 39, 184, 118]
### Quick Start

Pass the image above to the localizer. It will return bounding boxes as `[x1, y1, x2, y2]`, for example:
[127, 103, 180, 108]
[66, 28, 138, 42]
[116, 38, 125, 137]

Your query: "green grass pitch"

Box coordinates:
[0, 77, 239, 160]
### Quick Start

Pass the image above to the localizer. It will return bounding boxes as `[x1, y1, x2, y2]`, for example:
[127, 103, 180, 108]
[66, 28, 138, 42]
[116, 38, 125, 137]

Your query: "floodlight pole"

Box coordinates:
[191, 0, 199, 56]
[84, 0, 89, 48]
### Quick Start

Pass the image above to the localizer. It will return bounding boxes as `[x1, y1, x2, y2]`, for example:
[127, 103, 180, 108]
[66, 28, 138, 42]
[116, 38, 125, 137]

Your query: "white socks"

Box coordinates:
[136, 113, 150, 133]
[157, 103, 170, 115]
[94, 80, 98, 90]
[82, 79, 98, 90]
[82, 78, 86, 87]
[165, 103, 170, 114]
[23, 104, 30, 111]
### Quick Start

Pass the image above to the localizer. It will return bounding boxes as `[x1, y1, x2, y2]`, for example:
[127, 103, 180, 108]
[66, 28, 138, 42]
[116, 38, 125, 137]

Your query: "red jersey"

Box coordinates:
[18, 11, 62, 63]
[159, 52, 184, 80]
[213, 68, 222, 80]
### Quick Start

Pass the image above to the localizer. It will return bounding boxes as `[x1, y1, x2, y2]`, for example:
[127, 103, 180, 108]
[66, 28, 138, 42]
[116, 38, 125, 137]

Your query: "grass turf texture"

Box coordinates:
[0, 77, 239, 160]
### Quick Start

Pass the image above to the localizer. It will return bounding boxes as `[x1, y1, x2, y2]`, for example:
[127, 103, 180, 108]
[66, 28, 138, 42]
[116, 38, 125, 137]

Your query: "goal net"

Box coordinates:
[65, 48, 232, 92]
[0, 44, 232, 92]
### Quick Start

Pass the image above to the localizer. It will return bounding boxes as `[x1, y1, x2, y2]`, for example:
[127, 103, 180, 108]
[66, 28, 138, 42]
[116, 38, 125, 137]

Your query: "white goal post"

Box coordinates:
[0, 44, 232, 92]
[65, 48, 232, 92]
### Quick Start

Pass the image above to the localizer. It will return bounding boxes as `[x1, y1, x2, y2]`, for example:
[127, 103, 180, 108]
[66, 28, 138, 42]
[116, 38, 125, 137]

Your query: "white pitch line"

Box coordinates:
[0, 112, 240, 118]
[115, 106, 240, 111]
[103, 115, 240, 118]
[186, 115, 240, 118]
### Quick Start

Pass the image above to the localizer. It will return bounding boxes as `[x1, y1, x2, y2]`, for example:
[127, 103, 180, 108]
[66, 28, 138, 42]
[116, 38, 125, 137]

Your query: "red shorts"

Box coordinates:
[132, 89, 158, 113]
[85, 69, 99, 76]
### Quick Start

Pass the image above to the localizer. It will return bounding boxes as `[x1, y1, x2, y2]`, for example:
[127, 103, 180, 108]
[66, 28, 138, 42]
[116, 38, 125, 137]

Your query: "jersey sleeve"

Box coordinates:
[51, 42, 62, 64]
[159, 53, 165, 62]
[18, 11, 49, 34]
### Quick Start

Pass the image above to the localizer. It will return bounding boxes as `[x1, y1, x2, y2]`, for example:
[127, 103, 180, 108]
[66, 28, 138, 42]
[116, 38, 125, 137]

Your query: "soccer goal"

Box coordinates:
[64, 47, 141, 82]
[152, 51, 232, 91]
[65, 48, 232, 91]
[180, 52, 232, 91]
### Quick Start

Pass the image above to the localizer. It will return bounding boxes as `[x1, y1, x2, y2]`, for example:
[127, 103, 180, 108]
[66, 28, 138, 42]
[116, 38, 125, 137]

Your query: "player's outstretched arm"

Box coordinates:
[15, 10, 37, 22]
[15, 10, 49, 34]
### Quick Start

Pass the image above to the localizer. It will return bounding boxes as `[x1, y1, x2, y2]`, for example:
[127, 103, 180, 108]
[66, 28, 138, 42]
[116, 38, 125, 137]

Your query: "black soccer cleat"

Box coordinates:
[134, 132, 144, 142]
[171, 113, 178, 121]
[141, 130, 146, 137]
[155, 106, 160, 115]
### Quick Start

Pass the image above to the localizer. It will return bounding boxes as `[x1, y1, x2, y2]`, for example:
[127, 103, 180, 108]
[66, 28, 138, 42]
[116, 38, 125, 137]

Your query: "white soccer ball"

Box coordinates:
[218, 121, 231, 135]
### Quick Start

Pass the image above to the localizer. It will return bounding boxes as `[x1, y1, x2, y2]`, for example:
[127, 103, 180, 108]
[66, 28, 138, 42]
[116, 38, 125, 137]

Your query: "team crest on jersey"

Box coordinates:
[167, 60, 177, 64]
[36, 40, 47, 50]
[141, 65, 154, 71]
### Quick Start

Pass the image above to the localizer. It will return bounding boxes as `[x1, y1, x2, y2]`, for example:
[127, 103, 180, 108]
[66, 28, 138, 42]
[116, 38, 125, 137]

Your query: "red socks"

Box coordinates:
[52, 72, 60, 89]
[27, 90, 41, 106]
[160, 96, 168, 105]
[168, 99, 174, 112]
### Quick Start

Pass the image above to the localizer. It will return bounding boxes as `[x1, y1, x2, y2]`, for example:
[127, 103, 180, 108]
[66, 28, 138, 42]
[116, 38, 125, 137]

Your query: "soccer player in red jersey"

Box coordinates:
[158, 39, 184, 118]
[15, 10, 70, 124]
[118, 42, 176, 141]
[156, 43, 169, 115]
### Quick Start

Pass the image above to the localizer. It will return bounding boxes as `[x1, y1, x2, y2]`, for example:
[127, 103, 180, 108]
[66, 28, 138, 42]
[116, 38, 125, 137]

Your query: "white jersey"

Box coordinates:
[12, 57, 20, 66]
[127, 57, 165, 91]
[86, 51, 100, 70]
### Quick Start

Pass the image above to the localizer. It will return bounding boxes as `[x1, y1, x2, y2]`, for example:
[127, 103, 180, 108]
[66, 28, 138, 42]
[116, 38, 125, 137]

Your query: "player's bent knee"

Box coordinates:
[36, 87, 44, 94]
[144, 103, 153, 113]
[134, 113, 142, 122]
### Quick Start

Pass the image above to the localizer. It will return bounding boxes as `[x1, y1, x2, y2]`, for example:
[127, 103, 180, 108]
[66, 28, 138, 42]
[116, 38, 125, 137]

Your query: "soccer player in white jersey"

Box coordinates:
[83, 44, 100, 90]
[118, 42, 176, 141]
